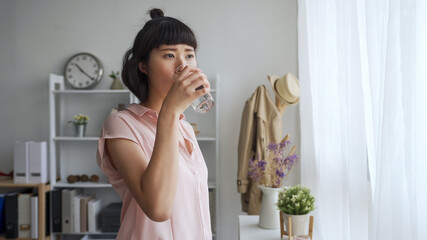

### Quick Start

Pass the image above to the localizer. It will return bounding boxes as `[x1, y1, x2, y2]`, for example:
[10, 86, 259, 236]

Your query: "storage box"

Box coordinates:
[99, 202, 122, 233]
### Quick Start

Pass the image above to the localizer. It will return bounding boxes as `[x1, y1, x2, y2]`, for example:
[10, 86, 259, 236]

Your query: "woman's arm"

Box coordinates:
[106, 109, 180, 222]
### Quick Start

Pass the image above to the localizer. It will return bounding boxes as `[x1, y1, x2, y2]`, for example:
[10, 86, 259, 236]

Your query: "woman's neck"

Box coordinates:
[141, 97, 163, 114]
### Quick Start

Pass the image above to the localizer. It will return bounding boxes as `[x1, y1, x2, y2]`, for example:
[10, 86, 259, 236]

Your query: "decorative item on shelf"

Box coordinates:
[190, 123, 200, 136]
[110, 103, 127, 115]
[90, 174, 99, 182]
[247, 134, 299, 229]
[80, 174, 89, 182]
[67, 174, 99, 184]
[277, 185, 315, 239]
[0, 171, 13, 180]
[109, 70, 124, 90]
[68, 114, 89, 137]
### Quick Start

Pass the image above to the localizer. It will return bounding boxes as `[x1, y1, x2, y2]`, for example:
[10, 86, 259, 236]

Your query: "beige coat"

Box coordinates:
[237, 85, 282, 214]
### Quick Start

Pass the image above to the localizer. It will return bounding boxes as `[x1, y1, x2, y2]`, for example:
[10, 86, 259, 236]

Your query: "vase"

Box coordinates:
[74, 123, 87, 137]
[110, 77, 124, 90]
[258, 185, 281, 229]
[282, 212, 309, 236]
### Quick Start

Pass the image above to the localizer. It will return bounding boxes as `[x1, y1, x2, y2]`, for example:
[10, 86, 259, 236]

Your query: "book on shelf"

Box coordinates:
[17, 193, 32, 238]
[13, 141, 30, 183]
[73, 194, 84, 233]
[88, 198, 102, 232]
[51, 189, 62, 232]
[31, 195, 38, 239]
[62, 188, 82, 233]
[0, 194, 5, 234]
[29, 141, 48, 183]
[5, 192, 18, 238]
[80, 194, 95, 232]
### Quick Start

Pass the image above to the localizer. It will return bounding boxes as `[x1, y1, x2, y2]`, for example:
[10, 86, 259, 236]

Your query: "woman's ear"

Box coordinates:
[138, 62, 148, 75]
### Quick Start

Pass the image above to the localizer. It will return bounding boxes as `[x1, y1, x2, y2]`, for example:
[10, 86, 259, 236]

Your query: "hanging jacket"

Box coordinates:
[237, 85, 282, 214]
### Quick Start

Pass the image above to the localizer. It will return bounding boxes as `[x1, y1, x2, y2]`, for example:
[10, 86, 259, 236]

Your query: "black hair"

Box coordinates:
[122, 8, 198, 102]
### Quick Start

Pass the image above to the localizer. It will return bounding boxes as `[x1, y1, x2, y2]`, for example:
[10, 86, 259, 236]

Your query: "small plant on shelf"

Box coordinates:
[109, 70, 120, 80]
[68, 114, 89, 125]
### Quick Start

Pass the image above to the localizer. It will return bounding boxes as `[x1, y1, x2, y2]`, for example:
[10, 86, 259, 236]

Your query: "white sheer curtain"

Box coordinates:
[298, 0, 427, 239]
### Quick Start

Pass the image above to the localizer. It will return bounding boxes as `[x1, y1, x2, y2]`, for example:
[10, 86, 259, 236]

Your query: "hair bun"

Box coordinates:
[149, 8, 164, 19]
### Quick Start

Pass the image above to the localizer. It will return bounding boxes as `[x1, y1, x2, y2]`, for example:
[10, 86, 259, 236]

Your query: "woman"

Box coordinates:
[97, 8, 212, 239]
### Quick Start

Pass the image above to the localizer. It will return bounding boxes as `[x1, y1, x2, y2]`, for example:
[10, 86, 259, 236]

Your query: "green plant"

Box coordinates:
[68, 114, 89, 125]
[109, 70, 120, 79]
[277, 184, 315, 215]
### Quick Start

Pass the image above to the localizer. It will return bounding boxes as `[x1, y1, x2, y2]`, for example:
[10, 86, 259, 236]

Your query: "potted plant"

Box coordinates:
[109, 70, 124, 89]
[277, 184, 315, 236]
[68, 114, 89, 137]
[248, 139, 298, 229]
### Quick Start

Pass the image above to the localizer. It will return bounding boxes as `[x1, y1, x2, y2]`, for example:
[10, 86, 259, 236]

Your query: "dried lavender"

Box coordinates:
[248, 141, 298, 188]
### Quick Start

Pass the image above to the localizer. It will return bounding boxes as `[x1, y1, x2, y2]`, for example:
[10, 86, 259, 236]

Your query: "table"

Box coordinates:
[238, 215, 288, 240]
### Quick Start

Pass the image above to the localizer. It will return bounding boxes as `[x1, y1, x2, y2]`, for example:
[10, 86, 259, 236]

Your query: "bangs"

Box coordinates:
[144, 17, 197, 51]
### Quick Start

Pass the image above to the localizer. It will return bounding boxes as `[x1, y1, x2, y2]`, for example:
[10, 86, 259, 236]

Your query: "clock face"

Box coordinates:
[64, 53, 103, 89]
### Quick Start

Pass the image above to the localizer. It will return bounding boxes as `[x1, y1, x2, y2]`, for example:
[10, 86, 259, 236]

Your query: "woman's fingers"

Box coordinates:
[175, 65, 199, 82]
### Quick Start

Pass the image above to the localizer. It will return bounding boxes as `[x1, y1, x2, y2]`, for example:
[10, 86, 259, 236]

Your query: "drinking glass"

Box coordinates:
[174, 64, 215, 113]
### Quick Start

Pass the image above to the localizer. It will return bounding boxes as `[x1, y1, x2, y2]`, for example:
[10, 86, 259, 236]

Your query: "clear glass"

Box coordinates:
[174, 64, 215, 113]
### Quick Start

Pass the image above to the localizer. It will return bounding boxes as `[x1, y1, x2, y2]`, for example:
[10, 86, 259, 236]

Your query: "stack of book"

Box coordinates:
[52, 188, 102, 233]
[0, 190, 49, 239]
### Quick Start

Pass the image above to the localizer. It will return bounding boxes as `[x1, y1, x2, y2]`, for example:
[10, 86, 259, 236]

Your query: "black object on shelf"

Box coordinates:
[99, 202, 122, 233]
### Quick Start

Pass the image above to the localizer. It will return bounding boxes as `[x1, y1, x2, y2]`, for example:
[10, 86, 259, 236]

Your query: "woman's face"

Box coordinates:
[140, 44, 197, 100]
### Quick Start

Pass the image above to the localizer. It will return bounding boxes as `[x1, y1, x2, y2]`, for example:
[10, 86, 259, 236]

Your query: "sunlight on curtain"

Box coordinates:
[298, 0, 427, 239]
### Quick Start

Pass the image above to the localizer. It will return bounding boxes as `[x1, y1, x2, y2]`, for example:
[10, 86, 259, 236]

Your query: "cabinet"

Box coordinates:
[48, 73, 220, 239]
[0, 179, 51, 240]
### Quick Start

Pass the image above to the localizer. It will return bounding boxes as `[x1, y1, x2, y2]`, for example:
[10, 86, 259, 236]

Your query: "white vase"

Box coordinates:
[283, 213, 309, 236]
[258, 185, 280, 229]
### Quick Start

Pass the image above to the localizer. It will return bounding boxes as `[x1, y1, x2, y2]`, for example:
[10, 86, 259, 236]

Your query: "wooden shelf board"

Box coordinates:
[0, 179, 50, 189]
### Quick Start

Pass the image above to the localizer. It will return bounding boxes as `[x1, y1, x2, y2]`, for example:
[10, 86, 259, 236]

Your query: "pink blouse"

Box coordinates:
[97, 103, 212, 240]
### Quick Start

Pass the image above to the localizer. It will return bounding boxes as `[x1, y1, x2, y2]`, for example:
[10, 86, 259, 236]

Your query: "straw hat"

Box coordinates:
[268, 73, 300, 105]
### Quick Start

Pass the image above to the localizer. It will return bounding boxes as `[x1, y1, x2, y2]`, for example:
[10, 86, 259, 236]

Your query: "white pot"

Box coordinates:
[258, 185, 281, 229]
[283, 213, 309, 236]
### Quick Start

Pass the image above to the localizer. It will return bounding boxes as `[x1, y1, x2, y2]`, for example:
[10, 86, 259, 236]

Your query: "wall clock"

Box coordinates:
[63, 52, 103, 89]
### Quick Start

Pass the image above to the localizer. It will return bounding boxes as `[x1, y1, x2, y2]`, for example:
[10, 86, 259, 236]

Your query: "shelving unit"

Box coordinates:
[48, 74, 132, 240]
[0, 179, 51, 240]
[48, 73, 220, 239]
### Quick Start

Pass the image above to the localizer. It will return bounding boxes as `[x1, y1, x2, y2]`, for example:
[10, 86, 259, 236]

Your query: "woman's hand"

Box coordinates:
[161, 65, 211, 115]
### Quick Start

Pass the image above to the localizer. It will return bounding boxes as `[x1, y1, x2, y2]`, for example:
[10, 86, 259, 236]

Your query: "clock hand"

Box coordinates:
[74, 63, 95, 80]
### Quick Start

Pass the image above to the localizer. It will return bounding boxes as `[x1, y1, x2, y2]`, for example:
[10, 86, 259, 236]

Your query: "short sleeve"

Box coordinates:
[96, 114, 139, 186]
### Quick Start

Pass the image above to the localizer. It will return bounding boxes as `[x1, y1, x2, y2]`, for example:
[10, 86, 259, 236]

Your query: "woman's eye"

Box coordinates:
[187, 54, 195, 59]
[165, 54, 174, 58]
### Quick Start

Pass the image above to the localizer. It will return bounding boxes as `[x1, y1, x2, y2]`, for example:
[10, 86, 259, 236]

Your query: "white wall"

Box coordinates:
[0, 0, 299, 239]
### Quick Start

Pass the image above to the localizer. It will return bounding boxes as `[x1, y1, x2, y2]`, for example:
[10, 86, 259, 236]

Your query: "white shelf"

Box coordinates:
[53, 89, 215, 94]
[54, 136, 100, 141]
[197, 136, 216, 141]
[53, 89, 130, 94]
[54, 136, 215, 142]
[53, 232, 117, 235]
[54, 181, 112, 188]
